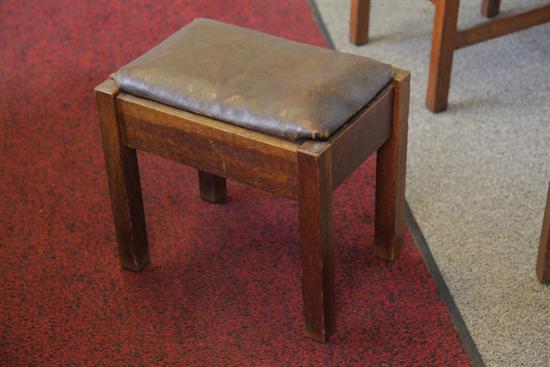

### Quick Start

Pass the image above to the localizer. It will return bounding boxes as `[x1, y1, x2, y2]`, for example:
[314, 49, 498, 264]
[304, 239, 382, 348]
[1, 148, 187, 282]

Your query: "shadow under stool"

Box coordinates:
[95, 18, 410, 342]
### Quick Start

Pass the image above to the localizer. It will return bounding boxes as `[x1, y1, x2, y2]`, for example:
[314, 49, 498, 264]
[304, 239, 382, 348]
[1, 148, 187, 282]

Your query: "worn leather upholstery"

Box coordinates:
[113, 18, 392, 141]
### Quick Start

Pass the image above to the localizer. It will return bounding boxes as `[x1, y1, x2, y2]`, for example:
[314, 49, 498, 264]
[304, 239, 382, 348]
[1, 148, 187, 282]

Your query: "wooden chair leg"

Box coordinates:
[350, 0, 370, 45]
[481, 0, 500, 18]
[95, 80, 149, 272]
[426, 0, 460, 113]
[374, 70, 409, 261]
[297, 142, 334, 342]
[198, 170, 226, 203]
[536, 182, 550, 284]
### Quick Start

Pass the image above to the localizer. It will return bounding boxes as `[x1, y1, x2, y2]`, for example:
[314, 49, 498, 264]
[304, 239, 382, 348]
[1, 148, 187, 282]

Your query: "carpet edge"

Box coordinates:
[406, 202, 486, 367]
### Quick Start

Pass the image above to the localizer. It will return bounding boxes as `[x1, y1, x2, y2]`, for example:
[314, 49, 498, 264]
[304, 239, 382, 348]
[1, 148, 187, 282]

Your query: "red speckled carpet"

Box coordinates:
[0, 1, 472, 365]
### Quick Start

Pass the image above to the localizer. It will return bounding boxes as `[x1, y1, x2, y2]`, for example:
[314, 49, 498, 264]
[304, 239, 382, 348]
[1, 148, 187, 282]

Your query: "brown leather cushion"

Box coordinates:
[112, 18, 392, 141]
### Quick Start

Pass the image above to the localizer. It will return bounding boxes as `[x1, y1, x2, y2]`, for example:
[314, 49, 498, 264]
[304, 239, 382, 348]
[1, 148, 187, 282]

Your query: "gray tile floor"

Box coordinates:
[314, 1, 550, 365]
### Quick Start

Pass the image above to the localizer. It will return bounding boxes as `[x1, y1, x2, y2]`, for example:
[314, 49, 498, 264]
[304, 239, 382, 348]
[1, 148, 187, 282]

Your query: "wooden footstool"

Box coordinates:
[95, 19, 410, 342]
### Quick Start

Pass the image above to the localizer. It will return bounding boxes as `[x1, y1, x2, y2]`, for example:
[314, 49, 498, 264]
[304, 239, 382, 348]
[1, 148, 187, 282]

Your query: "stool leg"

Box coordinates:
[198, 170, 226, 203]
[536, 182, 550, 284]
[375, 70, 409, 261]
[426, 0, 459, 112]
[297, 143, 334, 342]
[350, 0, 370, 45]
[481, 0, 500, 18]
[95, 80, 149, 272]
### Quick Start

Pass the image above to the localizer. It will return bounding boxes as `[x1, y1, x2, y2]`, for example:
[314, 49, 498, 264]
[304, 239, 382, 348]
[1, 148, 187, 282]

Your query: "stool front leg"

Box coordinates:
[375, 70, 410, 261]
[95, 80, 149, 272]
[297, 143, 334, 342]
[198, 170, 227, 203]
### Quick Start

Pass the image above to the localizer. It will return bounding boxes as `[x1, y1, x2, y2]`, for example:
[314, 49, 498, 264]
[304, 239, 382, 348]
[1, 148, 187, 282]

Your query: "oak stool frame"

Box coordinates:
[95, 67, 410, 342]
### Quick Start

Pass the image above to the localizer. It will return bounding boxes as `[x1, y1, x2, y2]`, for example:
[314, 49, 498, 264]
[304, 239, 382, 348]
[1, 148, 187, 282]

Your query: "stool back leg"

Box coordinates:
[198, 170, 227, 203]
[95, 80, 149, 272]
[297, 142, 335, 342]
[374, 70, 410, 261]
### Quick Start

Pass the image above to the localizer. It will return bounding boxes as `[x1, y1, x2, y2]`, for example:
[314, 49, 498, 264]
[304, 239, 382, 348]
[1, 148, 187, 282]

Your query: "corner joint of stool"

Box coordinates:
[390, 67, 411, 86]
[297, 140, 331, 159]
[94, 79, 120, 98]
